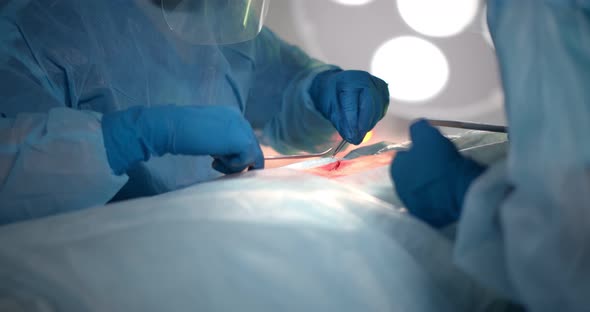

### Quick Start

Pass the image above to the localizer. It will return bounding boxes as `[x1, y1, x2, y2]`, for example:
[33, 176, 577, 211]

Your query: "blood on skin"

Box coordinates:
[303, 151, 396, 179]
[319, 160, 346, 172]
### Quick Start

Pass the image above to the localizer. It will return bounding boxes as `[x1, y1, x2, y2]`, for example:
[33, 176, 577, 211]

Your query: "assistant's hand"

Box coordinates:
[311, 70, 390, 145]
[102, 105, 264, 175]
[391, 119, 486, 228]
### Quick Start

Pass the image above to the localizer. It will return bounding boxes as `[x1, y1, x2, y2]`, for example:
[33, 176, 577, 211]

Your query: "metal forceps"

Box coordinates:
[264, 139, 349, 161]
[427, 119, 508, 133]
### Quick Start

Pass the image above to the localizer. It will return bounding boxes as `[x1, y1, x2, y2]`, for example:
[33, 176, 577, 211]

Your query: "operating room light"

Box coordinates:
[370, 36, 449, 103]
[331, 0, 375, 6]
[397, 0, 479, 37]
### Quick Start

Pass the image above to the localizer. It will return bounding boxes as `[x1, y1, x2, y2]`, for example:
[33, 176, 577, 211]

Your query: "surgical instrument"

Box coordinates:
[264, 147, 335, 160]
[264, 139, 349, 161]
[428, 119, 508, 133]
[330, 139, 349, 158]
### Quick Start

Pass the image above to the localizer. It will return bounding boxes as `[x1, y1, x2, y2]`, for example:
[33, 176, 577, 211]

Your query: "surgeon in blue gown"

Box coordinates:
[0, 0, 390, 225]
[392, 0, 590, 311]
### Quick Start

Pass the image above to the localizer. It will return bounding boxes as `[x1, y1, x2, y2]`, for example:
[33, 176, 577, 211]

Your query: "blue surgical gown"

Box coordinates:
[454, 1, 590, 311]
[0, 0, 339, 223]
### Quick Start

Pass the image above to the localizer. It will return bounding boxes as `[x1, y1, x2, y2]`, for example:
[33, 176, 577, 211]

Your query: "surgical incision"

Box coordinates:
[302, 151, 396, 179]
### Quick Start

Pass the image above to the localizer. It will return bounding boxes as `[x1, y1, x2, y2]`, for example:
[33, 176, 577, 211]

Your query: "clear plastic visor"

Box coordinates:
[161, 0, 269, 45]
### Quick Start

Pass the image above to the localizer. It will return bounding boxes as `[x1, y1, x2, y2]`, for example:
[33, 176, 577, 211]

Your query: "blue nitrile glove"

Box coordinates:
[310, 70, 390, 145]
[391, 119, 486, 228]
[102, 105, 264, 175]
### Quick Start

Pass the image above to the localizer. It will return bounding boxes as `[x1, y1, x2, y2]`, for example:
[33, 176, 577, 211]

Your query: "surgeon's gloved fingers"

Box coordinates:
[229, 130, 265, 171]
[337, 88, 362, 144]
[339, 73, 390, 145]
[102, 105, 265, 176]
[453, 157, 487, 207]
[391, 149, 428, 193]
[361, 74, 390, 125]
[211, 159, 263, 175]
[356, 88, 379, 138]
[391, 150, 410, 184]
[170, 106, 261, 156]
[252, 147, 265, 170]
[408, 119, 442, 143]
[211, 144, 264, 175]
[391, 146, 456, 228]
[102, 107, 151, 175]
[391, 151, 431, 220]
[409, 119, 458, 155]
[311, 69, 390, 145]
[391, 151, 411, 201]
[212, 157, 248, 175]
[371, 74, 391, 106]
[391, 150, 423, 199]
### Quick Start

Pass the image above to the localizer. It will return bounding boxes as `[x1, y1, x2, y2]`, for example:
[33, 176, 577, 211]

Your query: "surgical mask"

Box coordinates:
[160, 0, 269, 45]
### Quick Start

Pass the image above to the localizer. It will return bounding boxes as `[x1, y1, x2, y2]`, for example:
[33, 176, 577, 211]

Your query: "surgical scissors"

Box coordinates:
[264, 139, 349, 161]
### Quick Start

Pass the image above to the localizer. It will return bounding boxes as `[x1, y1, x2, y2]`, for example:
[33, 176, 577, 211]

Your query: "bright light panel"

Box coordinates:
[397, 0, 479, 37]
[371, 36, 449, 103]
[331, 0, 375, 6]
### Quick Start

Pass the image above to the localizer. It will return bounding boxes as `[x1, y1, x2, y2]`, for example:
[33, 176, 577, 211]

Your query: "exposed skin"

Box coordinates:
[302, 151, 396, 179]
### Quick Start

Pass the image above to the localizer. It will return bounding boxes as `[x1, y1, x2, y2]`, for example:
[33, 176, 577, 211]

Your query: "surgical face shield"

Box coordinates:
[160, 0, 269, 45]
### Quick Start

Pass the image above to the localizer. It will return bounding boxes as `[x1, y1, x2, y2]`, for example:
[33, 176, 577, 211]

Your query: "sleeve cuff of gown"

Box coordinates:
[453, 159, 518, 300]
[0, 108, 128, 224]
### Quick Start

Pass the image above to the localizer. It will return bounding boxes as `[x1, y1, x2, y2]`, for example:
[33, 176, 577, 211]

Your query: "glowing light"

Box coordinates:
[331, 0, 375, 6]
[397, 0, 479, 37]
[361, 131, 373, 144]
[371, 36, 449, 103]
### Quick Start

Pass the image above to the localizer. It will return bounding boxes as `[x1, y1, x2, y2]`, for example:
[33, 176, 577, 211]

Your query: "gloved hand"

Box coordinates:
[391, 119, 486, 228]
[310, 70, 390, 145]
[102, 105, 264, 175]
